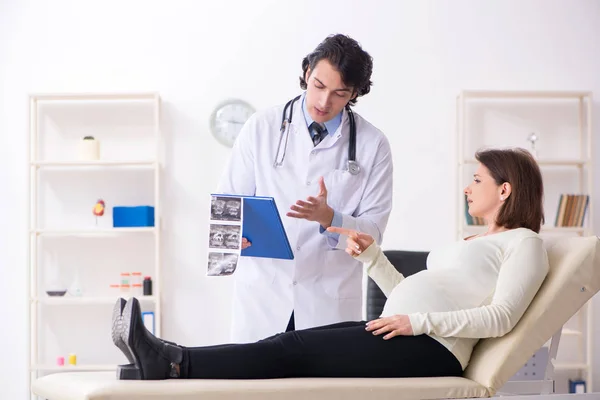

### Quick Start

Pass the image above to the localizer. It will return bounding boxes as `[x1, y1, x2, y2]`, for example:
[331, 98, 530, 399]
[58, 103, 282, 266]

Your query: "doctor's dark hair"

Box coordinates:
[299, 34, 373, 106]
[475, 147, 545, 233]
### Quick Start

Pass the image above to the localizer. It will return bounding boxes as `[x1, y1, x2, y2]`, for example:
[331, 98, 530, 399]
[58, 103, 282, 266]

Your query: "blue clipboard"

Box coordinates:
[211, 194, 294, 260]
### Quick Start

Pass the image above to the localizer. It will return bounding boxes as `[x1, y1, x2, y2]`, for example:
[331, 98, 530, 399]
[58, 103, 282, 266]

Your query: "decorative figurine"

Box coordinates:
[93, 199, 105, 226]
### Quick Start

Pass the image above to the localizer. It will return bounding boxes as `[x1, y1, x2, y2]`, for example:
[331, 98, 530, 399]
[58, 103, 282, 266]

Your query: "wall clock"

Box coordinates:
[209, 99, 255, 148]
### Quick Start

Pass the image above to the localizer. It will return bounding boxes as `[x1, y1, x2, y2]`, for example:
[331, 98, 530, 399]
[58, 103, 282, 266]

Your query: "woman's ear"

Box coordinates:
[501, 182, 512, 199]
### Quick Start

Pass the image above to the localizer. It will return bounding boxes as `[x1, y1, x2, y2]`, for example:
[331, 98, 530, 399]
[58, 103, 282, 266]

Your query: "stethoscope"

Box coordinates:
[273, 94, 360, 175]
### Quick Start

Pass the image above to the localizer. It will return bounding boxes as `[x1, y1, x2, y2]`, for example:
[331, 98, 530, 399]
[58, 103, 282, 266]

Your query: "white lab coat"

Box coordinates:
[217, 94, 393, 343]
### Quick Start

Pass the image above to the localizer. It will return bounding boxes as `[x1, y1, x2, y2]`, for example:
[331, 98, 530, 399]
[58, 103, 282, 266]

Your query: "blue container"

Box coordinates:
[113, 206, 155, 228]
[569, 380, 586, 394]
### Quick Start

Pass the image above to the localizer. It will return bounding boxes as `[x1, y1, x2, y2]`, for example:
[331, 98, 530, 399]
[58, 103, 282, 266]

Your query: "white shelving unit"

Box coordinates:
[27, 92, 162, 398]
[33, 160, 157, 167]
[31, 364, 118, 372]
[456, 90, 594, 392]
[31, 296, 158, 306]
[32, 227, 157, 236]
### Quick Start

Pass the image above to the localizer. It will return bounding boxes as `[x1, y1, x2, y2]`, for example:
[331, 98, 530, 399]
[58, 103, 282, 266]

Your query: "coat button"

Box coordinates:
[293, 281, 298, 286]
[306, 181, 311, 186]
[296, 246, 301, 251]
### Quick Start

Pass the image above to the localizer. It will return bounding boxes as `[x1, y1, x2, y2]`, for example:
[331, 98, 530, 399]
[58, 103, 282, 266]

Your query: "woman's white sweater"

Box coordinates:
[356, 228, 549, 369]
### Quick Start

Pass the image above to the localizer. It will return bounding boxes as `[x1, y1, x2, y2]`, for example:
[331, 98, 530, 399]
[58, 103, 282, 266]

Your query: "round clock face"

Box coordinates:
[209, 99, 255, 148]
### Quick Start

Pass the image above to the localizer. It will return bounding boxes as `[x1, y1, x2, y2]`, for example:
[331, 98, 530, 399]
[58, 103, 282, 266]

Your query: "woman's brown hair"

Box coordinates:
[475, 148, 545, 233]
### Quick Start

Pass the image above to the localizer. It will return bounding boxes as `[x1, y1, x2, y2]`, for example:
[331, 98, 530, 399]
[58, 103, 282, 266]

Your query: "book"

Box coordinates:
[555, 194, 589, 227]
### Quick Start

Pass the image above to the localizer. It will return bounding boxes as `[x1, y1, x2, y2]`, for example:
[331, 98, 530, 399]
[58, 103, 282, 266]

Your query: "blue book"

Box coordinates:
[211, 194, 294, 260]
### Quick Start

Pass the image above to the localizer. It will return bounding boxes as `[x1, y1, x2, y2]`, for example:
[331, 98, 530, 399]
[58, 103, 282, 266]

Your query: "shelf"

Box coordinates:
[456, 88, 595, 392]
[28, 92, 163, 398]
[32, 296, 156, 305]
[554, 362, 589, 371]
[459, 90, 592, 99]
[32, 160, 157, 169]
[462, 226, 586, 234]
[31, 92, 159, 102]
[32, 364, 117, 372]
[32, 227, 156, 237]
[461, 159, 590, 167]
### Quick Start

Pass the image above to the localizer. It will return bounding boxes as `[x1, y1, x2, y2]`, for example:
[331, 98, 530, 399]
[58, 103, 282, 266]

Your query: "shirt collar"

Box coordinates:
[301, 92, 343, 135]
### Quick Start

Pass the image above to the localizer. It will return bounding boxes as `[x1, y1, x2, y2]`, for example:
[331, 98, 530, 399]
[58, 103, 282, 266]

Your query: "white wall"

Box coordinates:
[2, 0, 600, 398]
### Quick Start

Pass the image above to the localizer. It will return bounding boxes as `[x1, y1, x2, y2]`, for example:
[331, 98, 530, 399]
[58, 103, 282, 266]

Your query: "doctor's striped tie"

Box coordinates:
[309, 122, 326, 146]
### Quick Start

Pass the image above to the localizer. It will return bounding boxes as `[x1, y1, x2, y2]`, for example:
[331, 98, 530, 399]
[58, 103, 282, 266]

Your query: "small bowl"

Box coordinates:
[46, 290, 67, 297]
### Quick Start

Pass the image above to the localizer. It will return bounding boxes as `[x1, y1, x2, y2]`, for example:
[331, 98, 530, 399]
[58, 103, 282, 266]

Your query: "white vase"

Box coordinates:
[78, 137, 100, 161]
[68, 272, 84, 297]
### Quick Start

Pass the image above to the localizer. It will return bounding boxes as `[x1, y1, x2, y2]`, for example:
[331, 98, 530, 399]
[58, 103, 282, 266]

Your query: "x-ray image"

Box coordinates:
[211, 196, 242, 222]
[209, 224, 241, 250]
[207, 194, 244, 277]
[207, 252, 238, 276]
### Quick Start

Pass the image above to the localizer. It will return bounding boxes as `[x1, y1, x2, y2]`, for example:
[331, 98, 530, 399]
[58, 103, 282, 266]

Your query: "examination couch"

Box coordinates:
[32, 235, 600, 400]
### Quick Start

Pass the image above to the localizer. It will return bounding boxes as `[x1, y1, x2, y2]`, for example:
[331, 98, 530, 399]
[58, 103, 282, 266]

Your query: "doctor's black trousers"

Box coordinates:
[179, 321, 462, 379]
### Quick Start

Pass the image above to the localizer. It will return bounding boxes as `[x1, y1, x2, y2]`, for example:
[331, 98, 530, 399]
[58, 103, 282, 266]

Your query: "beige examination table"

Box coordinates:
[32, 236, 600, 400]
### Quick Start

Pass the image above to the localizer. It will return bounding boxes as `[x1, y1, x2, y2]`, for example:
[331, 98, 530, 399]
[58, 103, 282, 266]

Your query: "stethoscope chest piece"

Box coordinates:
[347, 160, 360, 175]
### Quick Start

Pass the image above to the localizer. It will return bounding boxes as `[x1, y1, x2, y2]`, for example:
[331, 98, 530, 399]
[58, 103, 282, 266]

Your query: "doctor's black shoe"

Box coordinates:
[118, 297, 183, 380]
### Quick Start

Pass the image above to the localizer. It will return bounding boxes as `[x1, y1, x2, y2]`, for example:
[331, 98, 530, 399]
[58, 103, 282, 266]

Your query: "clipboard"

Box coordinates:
[211, 194, 294, 260]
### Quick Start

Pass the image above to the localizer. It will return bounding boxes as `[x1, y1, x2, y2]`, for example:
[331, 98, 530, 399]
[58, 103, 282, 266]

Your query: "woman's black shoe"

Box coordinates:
[117, 297, 183, 380]
[111, 298, 138, 379]
[112, 297, 184, 379]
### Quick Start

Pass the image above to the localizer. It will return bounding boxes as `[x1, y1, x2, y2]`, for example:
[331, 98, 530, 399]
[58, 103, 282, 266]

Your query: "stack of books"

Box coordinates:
[555, 194, 589, 227]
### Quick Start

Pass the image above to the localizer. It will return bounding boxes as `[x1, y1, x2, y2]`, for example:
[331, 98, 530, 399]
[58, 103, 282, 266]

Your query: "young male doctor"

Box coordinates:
[217, 34, 393, 343]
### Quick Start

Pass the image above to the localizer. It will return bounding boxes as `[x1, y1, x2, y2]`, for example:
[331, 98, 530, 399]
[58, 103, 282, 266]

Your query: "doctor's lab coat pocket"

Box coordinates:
[318, 249, 362, 300]
[325, 169, 362, 213]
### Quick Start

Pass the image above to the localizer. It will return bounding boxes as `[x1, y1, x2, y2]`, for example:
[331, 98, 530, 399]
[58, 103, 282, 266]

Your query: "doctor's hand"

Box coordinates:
[286, 177, 334, 228]
[241, 238, 252, 250]
[326, 227, 374, 257]
[365, 315, 414, 339]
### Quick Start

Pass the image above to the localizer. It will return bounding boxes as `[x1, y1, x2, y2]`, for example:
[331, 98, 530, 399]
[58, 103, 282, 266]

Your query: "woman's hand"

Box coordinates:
[326, 227, 374, 257]
[241, 237, 252, 250]
[365, 315, 414, 339]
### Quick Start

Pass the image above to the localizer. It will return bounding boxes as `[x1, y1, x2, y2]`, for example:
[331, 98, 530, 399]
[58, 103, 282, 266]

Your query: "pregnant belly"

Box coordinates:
[379, 273, 466, 317]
